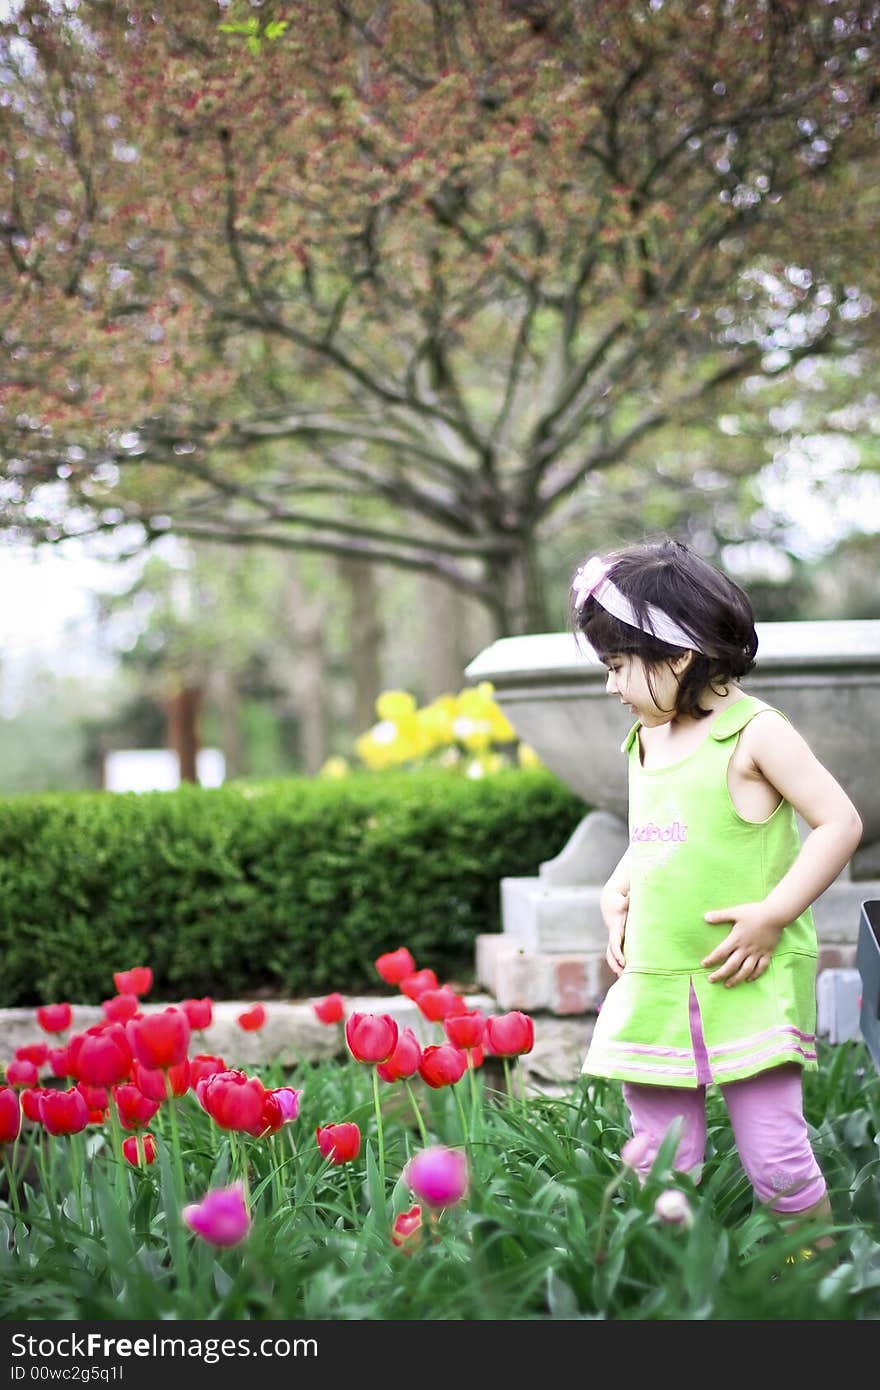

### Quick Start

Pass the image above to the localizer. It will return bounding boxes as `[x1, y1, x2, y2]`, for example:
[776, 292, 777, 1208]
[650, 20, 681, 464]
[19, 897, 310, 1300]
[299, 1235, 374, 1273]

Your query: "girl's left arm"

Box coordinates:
[702, 714, 863, 987]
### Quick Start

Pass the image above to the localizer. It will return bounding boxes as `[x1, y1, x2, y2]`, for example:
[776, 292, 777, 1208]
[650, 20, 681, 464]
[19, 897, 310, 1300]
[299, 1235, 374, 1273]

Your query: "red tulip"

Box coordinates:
[189, 1054, 227, 1088]
[133, 1059, 191, 1101]
[315, 1122, 361, 1165]
[15, 1043, 48, 1069]
[48, 1046, 72, 1078]
[418, 1043, 467, 1089]
[69, 1024, 133, 1088]
[181, 997, 213, 1030]
[416, 986, 468, 1022]
[21, 1088, 49, 1124]
[5, 1058, 38, 1088]
[126, 1008, 191, 1071]
[399, 969, 438, 1000]
[113, 1083, 161, 1131]
[197, 1070, 266, 1133]
[39, 1087, 89, 1136]
[0, 1087, 20, 1143]
[375, 947, 416, 985]
[102, 994, 140, 1024]
[122, 1132, 158, 1166]
[376, 1027, 423, 1082]
[36, 1003, 72, 1034]
[76, 1081, 109, 1112]
[113, 967, 153, 997]
[245, 1085, 302, 1138]
[312, 993, 345, 1025]
[345, 1012, 398, 1064]
[237, 1004, 267, 1032]
[485, 1011, 535, 1057]
[444, 1011, 487, 1050]
[391, 1204, 423, 1251]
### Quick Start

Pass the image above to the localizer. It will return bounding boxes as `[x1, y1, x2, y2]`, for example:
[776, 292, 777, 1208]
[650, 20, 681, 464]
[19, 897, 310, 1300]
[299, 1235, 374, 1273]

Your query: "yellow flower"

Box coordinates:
[375, 690, 417, 721]
[319, 756, 350, 778]
[517, 743, 542, 769]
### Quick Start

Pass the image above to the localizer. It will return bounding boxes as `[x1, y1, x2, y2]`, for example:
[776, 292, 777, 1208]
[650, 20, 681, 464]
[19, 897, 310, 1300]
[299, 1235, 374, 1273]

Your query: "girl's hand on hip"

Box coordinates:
[603, 890, 628, 976]
[701, 902, 784, 986]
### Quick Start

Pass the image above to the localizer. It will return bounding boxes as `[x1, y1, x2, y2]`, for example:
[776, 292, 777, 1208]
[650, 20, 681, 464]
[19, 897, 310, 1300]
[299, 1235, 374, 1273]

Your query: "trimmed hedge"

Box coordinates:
[0, 770, 587, 1006]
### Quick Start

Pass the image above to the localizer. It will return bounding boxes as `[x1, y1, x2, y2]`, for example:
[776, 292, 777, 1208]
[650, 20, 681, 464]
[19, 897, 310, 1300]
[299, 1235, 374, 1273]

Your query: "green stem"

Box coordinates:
[69, 1131, 85, 1231]
[1, 1150, 21, 1224]
[451, 1081, 470, 1146]
[371, 1067, 385, 1198]
[106, 1101, 128, 1209]
[163, 1074, 186, 1200]
[404, 1080, 429, 1146]
[594, 1171, 627, 1264]
[270, 1134, 284, 1215]
[344, 1167, 359, 1228]
[467, 1053, 479, 1111]
[502, 1057, 514, 1107]
[161, 1073, 191, 1301]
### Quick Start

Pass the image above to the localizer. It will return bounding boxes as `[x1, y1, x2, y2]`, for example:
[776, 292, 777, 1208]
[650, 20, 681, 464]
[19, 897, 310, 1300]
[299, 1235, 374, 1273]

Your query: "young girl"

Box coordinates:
[572, 538, 863, 1232]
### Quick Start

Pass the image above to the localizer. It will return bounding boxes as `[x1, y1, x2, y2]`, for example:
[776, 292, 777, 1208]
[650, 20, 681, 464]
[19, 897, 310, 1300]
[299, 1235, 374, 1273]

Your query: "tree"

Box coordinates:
[1, 0, 878, 633]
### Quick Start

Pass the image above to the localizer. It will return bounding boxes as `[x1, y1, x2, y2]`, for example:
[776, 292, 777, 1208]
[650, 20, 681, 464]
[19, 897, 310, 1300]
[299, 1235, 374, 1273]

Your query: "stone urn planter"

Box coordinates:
[465, 620, 880, 1016]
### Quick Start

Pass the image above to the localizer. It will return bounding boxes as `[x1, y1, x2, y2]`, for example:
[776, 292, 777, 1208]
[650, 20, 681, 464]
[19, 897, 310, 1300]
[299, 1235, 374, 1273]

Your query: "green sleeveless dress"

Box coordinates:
[582, 696, 818, 1088]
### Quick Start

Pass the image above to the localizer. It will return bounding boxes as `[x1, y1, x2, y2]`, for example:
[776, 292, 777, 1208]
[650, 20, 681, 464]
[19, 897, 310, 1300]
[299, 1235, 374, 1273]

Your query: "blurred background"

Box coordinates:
[1, 0, 879, 796]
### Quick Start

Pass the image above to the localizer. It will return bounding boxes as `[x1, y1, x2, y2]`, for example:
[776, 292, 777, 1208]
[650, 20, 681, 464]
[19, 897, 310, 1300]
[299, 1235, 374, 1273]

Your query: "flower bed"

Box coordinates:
[1, 955, 879, 1321]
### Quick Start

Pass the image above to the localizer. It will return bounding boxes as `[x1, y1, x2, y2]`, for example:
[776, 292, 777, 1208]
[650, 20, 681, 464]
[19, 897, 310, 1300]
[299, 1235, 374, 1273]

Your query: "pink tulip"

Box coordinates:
[345, 1012, 398, 1065]
[484, 1010, 534, 1057]
[182, 1183, 251, 1247]
[404, 1146, 469, 1209]
[271, 1087, 301, 1124]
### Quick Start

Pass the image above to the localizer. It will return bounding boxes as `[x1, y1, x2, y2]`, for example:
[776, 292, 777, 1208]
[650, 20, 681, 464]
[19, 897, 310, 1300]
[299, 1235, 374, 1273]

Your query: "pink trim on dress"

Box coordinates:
[707, 1023, 815, 1057]
[712, 1043, 817, 1077]
[600, 1040, 694, 1059]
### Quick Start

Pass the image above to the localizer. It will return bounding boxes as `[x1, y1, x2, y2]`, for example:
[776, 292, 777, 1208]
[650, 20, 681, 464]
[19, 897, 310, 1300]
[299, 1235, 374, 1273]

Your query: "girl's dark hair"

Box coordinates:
[571, 539, 758, 719]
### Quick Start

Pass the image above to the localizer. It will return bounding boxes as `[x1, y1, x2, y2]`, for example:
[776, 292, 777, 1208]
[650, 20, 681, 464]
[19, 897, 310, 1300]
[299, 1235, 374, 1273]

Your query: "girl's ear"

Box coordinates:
[670, 650, 695, 677]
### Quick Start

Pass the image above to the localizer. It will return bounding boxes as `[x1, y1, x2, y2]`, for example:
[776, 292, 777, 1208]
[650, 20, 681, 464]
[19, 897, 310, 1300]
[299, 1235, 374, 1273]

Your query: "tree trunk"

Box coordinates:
[419, 573, 472, 698]
[339, 556, 384, 735]
[276, 556, 330, 775]
[493, 536, 550, 636]
[166, 686, 201, 784]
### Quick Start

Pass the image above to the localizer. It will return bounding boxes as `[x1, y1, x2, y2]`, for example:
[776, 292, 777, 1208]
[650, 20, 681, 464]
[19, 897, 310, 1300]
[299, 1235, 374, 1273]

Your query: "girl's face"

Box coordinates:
[602, 653, 685, 726]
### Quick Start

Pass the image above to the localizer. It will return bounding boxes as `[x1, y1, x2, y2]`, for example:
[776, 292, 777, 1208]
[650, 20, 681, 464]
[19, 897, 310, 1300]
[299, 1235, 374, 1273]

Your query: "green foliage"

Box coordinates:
[0, 1041, 877, 1320]
[0, 769, 585, 1006]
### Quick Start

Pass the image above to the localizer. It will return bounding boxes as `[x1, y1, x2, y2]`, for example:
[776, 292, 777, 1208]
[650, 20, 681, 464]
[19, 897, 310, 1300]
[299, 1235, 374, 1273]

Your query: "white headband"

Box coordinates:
[572, 555, 709, 653]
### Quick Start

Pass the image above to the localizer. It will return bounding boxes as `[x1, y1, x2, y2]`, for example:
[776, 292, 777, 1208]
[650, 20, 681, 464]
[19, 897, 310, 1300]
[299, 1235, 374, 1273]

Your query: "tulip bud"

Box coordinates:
[405, 1146, 468, 1209]
[654, 1189, 694, 1227]
[183, 1183, 251, 1247]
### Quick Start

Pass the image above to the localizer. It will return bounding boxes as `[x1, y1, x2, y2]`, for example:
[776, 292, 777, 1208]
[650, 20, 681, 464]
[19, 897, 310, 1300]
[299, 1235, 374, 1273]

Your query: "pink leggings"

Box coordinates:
[621, 985, 827, 1214]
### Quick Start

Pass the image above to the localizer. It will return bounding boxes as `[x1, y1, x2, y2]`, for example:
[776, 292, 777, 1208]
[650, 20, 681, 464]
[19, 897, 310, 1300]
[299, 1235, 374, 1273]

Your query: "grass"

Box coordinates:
[1, 1037, 878, 1321]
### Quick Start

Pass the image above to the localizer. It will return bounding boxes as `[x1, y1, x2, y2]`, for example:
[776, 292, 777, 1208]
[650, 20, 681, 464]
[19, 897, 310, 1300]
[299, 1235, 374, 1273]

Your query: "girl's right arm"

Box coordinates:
[600, 846, 631, 977]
